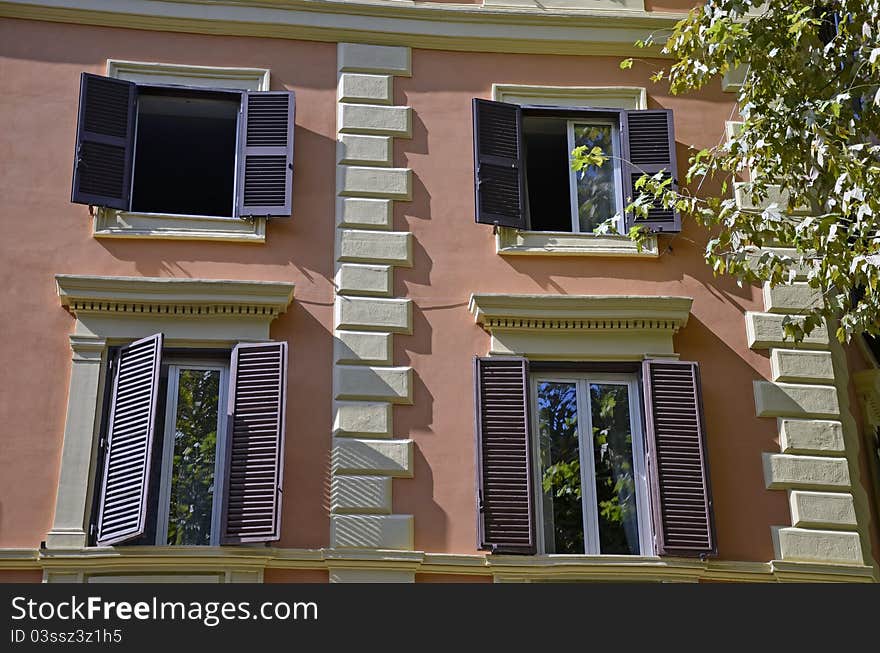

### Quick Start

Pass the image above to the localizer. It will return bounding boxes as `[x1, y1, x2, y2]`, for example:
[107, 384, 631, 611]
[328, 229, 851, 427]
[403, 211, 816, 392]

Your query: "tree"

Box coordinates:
[574, 1, 880, 342]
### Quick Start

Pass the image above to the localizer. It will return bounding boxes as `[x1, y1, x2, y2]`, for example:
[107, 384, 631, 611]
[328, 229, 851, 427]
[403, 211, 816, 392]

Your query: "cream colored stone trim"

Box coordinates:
[5, 546, 873, 583]
[92, 59, 270, 241]
[338, 134, 393, 167]
[57, 275, 295, 318]
[338, 73, 394, 104]
[334, 331, 393, 365]
[337, 198, 393, 230]
[772, 527, 864, 565]
[489, 84, 655, 257]
[329, 568, 414, 583]
[746, 258, 875, 572]
[330, 514, 414, 550]
[789, 491, 857, 529]
[778, 418, 846, 455]
[770, 349, 834, 384]
[492, 84, 647, 109]
[331, 476, 392, 514]
[332, 45, 413, 565]
[47, 276, 294, 550]
[471, 293, 691, 360]
[0, 1, 685, 58]
[333, 402, 393, 437]
[495, 228, 659, 257]
[753, 381, 840, 419]
[332, 438, 413, 476]
[484, 0, 645, 12]
[745, 312, 830, 349]
[470, 293, 692, 328]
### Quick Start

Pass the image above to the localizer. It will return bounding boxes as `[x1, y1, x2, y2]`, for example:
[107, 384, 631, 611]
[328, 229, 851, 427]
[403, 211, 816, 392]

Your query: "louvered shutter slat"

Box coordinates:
[71, 73, 136, 210]
[643, 360, 716, 557]
[237, 91, 295, 218]
[474, 357, 535, 554]
[472, 99, 527, 229]
[623, 109, 681, 233]
[95, 333, 162, 546]
[221, 342, 287, 543]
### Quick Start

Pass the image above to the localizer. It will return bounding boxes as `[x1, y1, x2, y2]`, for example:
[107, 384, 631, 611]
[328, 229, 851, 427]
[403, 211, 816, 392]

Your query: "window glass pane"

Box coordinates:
[537, 381, 583, 554]
[589, 383, 640, 555]
[573, 123, 617, 233]
[131, 93, 239, 217]
[167, 369, 221, 545]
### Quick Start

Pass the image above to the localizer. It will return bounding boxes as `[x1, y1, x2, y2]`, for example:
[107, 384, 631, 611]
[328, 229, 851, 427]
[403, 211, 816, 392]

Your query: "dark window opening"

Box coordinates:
[523, 117, 573, 232]
[131, 91, 239, 217]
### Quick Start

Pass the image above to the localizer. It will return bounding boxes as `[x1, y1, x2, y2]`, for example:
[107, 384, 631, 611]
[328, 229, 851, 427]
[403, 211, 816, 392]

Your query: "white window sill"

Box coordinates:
[495, 227, 658, 258]
[94, 209, 266, 243]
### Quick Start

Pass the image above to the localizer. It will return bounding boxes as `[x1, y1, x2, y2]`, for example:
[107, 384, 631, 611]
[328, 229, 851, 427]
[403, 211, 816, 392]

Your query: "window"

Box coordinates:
[91, 334, 288, 547]
[156, 361, 229, 546]
[474, 358, 716, 558]
[523, 116, 624, 233]
[532, 374, 651, 555]
[472, 99, 681, 235]
[71, 73, 294, 219]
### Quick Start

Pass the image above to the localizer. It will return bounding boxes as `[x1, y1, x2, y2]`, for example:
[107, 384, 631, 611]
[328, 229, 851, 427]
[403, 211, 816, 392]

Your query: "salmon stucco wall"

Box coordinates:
[0, 18, 338, 550]
[389, 48, 788, 561]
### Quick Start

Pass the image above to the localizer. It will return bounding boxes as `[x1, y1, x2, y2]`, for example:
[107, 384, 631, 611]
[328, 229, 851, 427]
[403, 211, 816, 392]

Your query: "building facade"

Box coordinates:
[0, 0, 878, 583]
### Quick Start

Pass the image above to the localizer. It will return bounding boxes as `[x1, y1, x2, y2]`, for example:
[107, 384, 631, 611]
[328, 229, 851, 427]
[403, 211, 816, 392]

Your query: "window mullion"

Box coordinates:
[566, 121, 580, 234]
[578, 379, 601, 554]
[211, 365, 230, 546]
[156, 364, 180, 546]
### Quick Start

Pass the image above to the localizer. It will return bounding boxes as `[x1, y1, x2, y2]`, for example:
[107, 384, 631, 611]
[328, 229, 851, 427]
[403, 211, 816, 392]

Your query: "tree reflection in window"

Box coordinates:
[167, 369, 220, 545]
[590, 383, 640, 555]
[537, 381, 583, 554]
[536, 378, 642, 555]
[572, 123, 617, 233]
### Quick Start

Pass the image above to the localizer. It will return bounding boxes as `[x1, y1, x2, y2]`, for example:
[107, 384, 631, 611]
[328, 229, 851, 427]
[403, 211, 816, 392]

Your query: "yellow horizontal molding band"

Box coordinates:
[0, 0, 683, 56]
[3, 547, 875, 582]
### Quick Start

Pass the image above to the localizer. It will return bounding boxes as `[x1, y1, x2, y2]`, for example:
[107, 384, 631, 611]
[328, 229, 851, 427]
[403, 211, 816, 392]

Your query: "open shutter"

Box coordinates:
[472, 99, 527, 229]
[71, 73, 137, 210]
[95, 333, 162, 546]
[642, 360, 716, 557]
[623, 109, 681, 233]
[474, 357, 535, 554]
[222, 341, 288, 543]
[237, 91, 295, 218]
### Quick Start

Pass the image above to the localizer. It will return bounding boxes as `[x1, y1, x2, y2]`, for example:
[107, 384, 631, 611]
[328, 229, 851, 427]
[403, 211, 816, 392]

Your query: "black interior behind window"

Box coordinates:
[523, 117, 573, 232]
[131, 90, 239, 217]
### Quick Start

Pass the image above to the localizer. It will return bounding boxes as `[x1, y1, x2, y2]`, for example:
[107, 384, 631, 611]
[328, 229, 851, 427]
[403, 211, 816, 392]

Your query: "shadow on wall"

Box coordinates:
[677, 314, 788, 561]
[272, 301, 333, 549]
[393, 444, 449, 553]
[95, 125, 336, 283]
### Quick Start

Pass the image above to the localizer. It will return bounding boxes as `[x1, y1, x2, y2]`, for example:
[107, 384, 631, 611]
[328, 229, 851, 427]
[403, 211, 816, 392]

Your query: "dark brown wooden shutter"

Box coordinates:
[474, 357, 535, 554]
[95, 333, 163, 546]
[623, 109, 681, 233]
[221, 341, 288, 543]
[642, 359, 716, 557]
[237, 91, 295, 218]
[71, 73, 137, 210]
[472, 99, 527, 229]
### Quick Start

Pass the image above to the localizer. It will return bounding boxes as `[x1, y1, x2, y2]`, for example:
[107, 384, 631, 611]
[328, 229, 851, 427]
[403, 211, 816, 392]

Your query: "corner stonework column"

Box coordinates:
[747, 281, 873, 567]
[46, 336, 107, 549]
[331, 43, 415, 582]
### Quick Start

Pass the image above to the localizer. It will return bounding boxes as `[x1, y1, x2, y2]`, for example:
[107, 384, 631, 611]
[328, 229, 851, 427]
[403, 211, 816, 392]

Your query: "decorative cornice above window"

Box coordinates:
[469, 294, 693, 360]
[57, 275, 295, 320]
[470, 294, 692, 331]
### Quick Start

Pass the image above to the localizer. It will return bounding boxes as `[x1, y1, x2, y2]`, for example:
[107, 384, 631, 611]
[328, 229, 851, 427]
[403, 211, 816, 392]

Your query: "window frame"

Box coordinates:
[564, 117, 625, 235]
[129, 84, 245, 221]
[94, 60, 272, 243]
[529, 371, 652, 556]
[155, 360, 231, 547]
